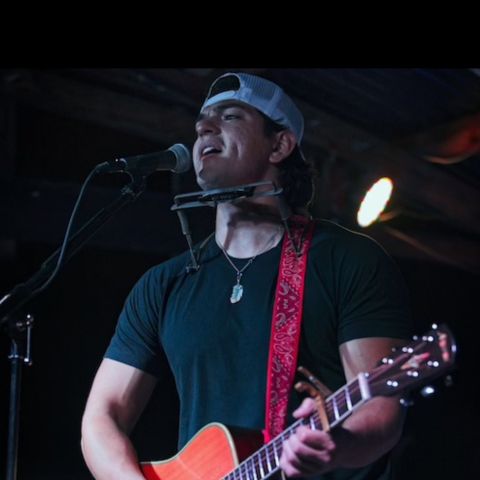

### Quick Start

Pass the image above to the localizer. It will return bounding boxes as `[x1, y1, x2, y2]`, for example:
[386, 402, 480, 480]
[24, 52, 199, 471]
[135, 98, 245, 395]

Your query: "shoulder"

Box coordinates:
[311, 219, 390, 263]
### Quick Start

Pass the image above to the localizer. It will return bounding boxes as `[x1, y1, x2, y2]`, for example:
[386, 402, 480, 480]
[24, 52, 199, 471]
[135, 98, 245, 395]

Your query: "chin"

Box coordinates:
[196, 177, 221, 191]
[196, 174, 233, 191]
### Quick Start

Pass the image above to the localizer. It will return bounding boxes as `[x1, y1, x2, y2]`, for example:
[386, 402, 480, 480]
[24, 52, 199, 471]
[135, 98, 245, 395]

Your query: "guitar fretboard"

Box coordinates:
[223, 374, 370, 480]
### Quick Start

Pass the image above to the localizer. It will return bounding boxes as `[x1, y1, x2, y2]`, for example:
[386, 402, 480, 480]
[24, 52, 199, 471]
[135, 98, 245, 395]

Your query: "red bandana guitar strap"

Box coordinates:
[263, 216, 316, 443]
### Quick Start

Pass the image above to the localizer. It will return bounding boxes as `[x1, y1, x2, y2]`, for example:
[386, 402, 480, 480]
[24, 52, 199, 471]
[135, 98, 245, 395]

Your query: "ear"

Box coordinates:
[269, 130, 297, 165]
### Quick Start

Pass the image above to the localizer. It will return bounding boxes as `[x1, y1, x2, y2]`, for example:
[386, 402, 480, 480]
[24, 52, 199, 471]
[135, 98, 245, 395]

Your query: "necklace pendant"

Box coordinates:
[230, 283, 244, 303]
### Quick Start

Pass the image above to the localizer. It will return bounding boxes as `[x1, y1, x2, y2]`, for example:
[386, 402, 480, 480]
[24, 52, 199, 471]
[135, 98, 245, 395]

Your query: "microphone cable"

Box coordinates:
[30, 167, 100, 296]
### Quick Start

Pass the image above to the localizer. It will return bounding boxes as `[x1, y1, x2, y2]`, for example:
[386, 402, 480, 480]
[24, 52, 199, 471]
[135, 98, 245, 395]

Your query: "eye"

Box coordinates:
[222, 108, 243, 120]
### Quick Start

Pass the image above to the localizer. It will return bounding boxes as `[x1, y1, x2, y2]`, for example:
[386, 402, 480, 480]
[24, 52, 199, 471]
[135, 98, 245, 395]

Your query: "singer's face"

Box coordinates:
[193, 101, 278, 190]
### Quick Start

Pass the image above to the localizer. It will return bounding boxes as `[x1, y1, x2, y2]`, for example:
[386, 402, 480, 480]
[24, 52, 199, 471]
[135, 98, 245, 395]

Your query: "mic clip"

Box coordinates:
[94, 158, 129, 175]
[185, 264, 201, 274]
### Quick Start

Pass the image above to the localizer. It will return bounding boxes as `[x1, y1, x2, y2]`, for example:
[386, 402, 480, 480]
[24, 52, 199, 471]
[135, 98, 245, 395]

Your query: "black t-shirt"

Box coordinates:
[105, 220, 412, 480]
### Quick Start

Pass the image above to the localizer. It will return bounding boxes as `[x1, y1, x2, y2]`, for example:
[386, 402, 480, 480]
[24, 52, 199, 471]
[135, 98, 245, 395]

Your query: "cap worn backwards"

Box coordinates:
[201, 72, 304, 145]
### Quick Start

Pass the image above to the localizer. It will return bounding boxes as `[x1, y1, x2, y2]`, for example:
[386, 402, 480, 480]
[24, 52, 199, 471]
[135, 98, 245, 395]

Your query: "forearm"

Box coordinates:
[81, 413, 146, 480]
[332, 396, 405, 469]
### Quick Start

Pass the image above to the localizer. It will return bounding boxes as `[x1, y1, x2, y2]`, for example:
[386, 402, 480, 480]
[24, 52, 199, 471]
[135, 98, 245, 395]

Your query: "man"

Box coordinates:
[81, 72, 412, 479]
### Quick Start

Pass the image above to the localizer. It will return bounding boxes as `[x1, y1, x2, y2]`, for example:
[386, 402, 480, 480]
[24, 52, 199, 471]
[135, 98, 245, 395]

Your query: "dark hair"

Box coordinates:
[261, 114, 315, 209]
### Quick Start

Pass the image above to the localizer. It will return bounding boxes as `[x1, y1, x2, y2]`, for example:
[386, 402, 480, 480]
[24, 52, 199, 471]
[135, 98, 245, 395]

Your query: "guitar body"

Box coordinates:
[141, 423, 273, 480]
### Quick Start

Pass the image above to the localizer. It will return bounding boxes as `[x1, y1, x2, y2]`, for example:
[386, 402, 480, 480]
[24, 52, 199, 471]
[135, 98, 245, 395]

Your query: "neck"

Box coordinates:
[216, 199, 285, 258]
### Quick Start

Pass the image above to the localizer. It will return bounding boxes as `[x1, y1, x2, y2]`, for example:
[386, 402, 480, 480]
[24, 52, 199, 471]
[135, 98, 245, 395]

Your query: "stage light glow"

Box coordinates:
[357, 177, 393, 227]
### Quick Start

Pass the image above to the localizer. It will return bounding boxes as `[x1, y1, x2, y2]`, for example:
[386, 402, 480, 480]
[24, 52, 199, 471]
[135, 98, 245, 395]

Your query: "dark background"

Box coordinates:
[0, 68, 479, 479]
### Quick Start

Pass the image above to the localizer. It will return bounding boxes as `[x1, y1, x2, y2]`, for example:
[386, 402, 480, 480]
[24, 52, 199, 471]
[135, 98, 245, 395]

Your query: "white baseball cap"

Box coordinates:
[201, 72, 304, 145]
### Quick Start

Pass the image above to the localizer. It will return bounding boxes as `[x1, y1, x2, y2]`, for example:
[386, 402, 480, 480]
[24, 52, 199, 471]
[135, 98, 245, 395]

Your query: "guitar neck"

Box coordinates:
[224, 374, 371, 480]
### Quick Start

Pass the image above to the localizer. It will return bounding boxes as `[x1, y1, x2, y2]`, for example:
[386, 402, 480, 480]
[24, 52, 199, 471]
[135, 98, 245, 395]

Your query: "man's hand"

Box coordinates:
[280, 337, 407, 477]
[279, 398, 337, 477]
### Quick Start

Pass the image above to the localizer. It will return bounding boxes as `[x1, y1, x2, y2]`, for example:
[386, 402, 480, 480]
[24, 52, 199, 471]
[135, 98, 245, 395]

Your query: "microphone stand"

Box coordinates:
[0, 175, 146, 480]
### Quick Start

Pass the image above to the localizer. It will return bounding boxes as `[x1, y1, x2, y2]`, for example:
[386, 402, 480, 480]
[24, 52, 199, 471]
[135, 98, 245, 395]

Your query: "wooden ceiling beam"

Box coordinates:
[3, 70, 195, 145]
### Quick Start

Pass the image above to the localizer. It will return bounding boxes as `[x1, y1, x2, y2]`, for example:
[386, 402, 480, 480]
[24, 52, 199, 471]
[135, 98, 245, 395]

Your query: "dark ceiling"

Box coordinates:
[1, 68, 479, 274]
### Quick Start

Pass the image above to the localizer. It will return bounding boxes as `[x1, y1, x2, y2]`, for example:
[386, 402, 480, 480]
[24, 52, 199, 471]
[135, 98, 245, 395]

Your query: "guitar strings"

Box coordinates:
[224, 379, 364, 479]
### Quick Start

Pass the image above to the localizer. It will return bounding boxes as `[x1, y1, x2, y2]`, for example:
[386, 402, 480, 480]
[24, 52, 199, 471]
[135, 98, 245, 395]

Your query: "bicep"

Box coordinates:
[339, 337, 407, 382]
[339, 337, 407, 430]
[84, 358, 158, 433]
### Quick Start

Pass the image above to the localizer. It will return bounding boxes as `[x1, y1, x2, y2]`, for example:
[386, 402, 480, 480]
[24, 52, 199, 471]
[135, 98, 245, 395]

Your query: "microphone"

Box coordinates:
[95, 143, 192, 175]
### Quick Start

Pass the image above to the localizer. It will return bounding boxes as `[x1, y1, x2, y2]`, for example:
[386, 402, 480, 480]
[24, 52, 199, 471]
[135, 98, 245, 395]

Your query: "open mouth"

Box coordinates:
[201, 146, 222, 158]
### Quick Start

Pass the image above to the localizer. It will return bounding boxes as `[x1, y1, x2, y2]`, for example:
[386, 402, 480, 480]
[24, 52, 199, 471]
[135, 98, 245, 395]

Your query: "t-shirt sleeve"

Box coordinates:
[104, 266, 166, 378]
[336, 234, 413, 345]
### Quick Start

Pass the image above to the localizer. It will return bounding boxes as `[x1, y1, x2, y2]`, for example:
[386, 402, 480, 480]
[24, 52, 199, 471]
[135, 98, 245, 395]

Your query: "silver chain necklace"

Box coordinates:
[220, 248, 257, 304]
[219, 229, 283, 304]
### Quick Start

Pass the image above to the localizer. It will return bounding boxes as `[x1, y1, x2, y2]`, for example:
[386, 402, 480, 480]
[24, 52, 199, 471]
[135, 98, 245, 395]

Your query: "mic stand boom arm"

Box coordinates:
[0, 175, 146, 480]
[0, 177, 146, 324]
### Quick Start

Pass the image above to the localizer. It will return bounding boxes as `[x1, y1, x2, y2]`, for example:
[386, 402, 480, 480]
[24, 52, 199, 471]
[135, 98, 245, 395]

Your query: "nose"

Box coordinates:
[195, 114, 220, 137]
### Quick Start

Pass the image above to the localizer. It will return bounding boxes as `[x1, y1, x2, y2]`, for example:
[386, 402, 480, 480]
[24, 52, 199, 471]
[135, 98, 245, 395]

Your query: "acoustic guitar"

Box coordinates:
[141, 324, 456, 480]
